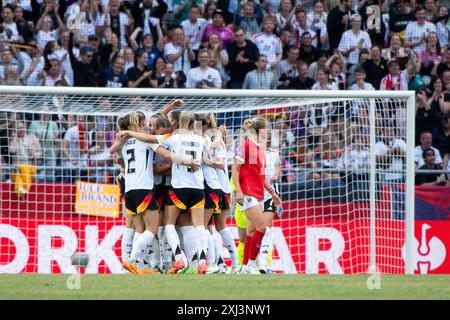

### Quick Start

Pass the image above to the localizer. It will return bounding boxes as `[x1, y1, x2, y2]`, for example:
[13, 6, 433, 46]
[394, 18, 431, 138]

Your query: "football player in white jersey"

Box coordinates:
[111, 111, 200, 274]
[122, 111, 209, 274]
[199, 113, 240, 274]
[260, 130, 282, 273]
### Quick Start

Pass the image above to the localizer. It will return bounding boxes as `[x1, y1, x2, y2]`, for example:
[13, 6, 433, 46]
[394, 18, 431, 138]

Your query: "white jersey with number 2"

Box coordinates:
[158, 132, 206, 189]
[121, 138, 159, 193]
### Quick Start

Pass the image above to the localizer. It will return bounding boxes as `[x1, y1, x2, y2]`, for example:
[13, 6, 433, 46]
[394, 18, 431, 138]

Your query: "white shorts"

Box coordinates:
[240, 195, 264, 212]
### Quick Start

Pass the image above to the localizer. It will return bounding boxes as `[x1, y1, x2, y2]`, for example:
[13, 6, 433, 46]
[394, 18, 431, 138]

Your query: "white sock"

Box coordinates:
[157, 227, 165, 269]
[132, 232, 142, 247]
[177, 226, 184, 249]
[161, 232, 173, 269]
[206, 230, 215, 266]
[165, 224, 186, 265]
[121, 227, 134, 263]
[247, 259, 256, 268]
[129, 230, 154, 267]
[149, 237, 160, 268]
[180, 226, 197, 269]
[212, 230, 222, 265]
[257, 227, 272, 270]
[194, 225, 207, 266]
[219, 227, 239, 266]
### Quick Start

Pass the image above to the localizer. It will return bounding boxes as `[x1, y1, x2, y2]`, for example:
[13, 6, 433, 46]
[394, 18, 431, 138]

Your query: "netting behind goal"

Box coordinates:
[0, 87, 414, 274]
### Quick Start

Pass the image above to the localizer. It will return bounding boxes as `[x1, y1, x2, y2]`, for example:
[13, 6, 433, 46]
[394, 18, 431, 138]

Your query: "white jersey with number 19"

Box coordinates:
[158, 132, 206, 189]
[121, 138, 159, 193]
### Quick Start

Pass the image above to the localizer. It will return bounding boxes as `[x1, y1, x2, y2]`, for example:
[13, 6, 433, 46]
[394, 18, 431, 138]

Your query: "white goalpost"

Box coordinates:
[0, 86, 415, 274]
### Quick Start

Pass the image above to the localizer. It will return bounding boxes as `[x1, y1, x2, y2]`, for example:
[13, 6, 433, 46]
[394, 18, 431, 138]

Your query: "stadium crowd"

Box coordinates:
[0, 0, 449, 187]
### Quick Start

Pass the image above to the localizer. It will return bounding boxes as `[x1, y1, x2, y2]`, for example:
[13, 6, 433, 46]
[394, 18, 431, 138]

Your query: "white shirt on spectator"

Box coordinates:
[404, 21, 436, 53]
[414, 145, 442, 167]
[164, 42, 191, 76]
[311, 82, 338, 90]
[252, 33, 282, 70]
[344, 145, 370, 173]
[350, 82, 374, 116]
[181, 18, 208, 51]
[375, 139, 407, 181]
[36, 30, 57, 50]
[186, 66, 221, 88]
[5, 0, 32, 11]
[64, 125, 87, 168]
[2, 22, 19, 39]
[338, 30, 372, 65]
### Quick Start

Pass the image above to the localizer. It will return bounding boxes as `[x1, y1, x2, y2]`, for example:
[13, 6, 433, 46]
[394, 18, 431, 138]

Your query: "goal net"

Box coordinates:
[0, 87, 415, 274]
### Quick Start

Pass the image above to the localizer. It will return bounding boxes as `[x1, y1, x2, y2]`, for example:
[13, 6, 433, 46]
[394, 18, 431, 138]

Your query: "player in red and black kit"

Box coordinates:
[231, 117, 282, 274]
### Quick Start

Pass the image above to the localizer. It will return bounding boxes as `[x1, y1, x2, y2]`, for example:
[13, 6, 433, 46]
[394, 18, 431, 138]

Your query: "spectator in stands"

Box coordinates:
[287, 61, 315, 90]
[420, 32, 441, 79]
[277, 45, 299, 87]
[153, 62, 180, 88]
[252, 15, 282, 70]
[97, 55, 127, 87]
[380, 58, 408, 90]
[8, 120, 43, 166]
[437, 46, 450, 78]
[347, 49, 369, 85]
[89, 130, 114, 183]
[172, 0, 204, 27]
[363, 45, 387, 89]
[432, 113, 450, 162]
[126, 49, 152, 88]
[389, 0, 416, 41]
[312, 68, 338, 90]
[308, 51, 328, 81]
[307, 0, 328, 50]
[62, 115, 90, 183]
[13, 5, 34, 42]
[381, 34, 409, 65]
[205, 33, 229, 87]
[131, 0, 167, 45]
[298, 31, 319, 65]
[1, 5, 20, 41]
[434, 5, 449, 48]
[415, 130, 443, 168]
[181, 4, 208, 62]
[68, 27, 96, 87]
[338, 14, 372, 68]
[226, 27, 259, 89]
[106, 0, 134, 48]
[203, 0, 218, 24]
[28, 104, 60, 182]
[293, 8, 318, 48]
[344, 133, 370, 193]
[375, 125, 407, 183]
[234, 2, 262, 39]
[415, 148, 448, 186]
[275, 0, 295, 32]
[150, 56, 165, 87]
[129, 28, 163, 68]
[327, 0, 355, 51]
[404, 5, 437, 54]
[316, 131, 343, 187]
[242, 54, 277, 89]
[328, 56, 347, 90]
[292, 135, 320, 189]
[164, 27, 195, 81]
[186, 49, 222, 88]
[202, 10, 233, 50]
[416, 89, 437, 142]
[40, 57, 68, 86]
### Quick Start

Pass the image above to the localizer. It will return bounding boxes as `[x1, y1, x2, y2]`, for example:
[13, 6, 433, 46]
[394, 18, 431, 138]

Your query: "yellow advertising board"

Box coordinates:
[75, 181, 120, 218]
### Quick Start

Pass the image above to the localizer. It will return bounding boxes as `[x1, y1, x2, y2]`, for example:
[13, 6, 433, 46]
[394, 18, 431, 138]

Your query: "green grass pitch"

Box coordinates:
[1, 274, 450, 300]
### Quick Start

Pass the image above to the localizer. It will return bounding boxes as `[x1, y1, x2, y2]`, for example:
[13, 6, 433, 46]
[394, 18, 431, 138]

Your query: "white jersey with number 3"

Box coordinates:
[158, 132, 206, 189]
[121, 138, 158, 193]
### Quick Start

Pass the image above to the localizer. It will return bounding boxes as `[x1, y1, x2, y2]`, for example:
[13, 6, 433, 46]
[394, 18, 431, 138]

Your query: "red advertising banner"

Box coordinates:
[0, 217, 448, 274]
